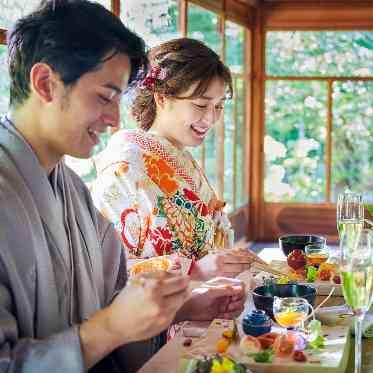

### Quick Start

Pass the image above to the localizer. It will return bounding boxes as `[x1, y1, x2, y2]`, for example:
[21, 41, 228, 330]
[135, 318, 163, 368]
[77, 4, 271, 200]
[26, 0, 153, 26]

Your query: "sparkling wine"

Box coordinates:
[337, 221, 363, 242]
[341, 268, 373, 313]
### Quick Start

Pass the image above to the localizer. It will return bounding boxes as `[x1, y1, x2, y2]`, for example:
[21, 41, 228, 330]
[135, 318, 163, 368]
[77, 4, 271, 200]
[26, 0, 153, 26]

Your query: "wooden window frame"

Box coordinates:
[251, 1, 373, 243]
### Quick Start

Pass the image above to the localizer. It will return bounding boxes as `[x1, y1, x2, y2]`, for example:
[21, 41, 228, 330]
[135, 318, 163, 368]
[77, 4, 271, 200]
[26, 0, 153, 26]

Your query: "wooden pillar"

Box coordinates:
[250, 6, 265, 240]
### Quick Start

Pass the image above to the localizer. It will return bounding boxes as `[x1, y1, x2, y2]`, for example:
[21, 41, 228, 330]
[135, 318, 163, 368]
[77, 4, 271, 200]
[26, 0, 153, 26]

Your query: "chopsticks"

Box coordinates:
[250, 261, 288, 277]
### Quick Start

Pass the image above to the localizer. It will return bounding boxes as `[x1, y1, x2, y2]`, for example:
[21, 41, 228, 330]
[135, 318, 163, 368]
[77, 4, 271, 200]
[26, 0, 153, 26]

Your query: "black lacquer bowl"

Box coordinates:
[279, 234, 326, 256]
[252, 283, 316, 320]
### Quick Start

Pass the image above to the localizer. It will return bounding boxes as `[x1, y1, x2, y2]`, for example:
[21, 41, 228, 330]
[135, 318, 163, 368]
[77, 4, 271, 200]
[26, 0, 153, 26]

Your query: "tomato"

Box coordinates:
[293, 350, 307, 362]
[287, 249, 307, 270]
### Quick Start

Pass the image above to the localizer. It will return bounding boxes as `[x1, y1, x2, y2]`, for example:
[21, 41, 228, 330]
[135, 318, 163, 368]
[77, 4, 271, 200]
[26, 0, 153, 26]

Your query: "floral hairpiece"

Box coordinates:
[139, 66, 168, 90]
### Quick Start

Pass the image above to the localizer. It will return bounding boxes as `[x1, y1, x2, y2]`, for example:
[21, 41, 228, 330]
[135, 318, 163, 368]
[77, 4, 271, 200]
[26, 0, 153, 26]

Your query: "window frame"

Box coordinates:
[251, 1, 373, 243]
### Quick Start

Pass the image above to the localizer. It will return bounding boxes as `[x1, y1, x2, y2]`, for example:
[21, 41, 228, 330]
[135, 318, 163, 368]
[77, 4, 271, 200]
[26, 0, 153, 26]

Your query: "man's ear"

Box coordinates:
[29, 63, 58, 103]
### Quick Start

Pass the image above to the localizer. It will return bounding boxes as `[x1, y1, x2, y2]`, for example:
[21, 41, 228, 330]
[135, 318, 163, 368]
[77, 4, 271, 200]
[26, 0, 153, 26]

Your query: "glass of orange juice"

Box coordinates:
[305, 243, 329, 268]
[273, 297, 309, 330]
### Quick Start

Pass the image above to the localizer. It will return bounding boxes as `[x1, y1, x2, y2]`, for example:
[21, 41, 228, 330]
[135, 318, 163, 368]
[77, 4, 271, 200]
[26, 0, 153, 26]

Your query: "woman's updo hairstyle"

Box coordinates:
[131, 38, 233, 131]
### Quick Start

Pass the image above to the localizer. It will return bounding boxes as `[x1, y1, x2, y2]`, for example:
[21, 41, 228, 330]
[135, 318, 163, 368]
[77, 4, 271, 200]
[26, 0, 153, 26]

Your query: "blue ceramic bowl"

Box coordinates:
[242, 310, 272, 337]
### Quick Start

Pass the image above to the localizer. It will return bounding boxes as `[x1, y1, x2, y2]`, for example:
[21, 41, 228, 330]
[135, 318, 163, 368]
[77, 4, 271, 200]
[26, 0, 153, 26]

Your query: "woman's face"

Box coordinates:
[155, 77, 227, 149]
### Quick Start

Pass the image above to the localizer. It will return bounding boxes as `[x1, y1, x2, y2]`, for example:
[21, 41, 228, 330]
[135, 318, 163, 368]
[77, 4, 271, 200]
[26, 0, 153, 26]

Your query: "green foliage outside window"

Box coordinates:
[265, 31, 373, 203]
[266, 31, 373, 77]
[332, 81, 373, 202]
[265, 80, 327, 202]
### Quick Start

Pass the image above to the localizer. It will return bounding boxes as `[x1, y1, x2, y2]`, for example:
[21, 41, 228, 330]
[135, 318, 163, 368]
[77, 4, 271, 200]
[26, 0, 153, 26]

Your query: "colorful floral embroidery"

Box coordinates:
[120, 208, 140, 251]
[143, 153, 179, 196]
[182, 188, 209, 216]
[149, 226, 173, 255]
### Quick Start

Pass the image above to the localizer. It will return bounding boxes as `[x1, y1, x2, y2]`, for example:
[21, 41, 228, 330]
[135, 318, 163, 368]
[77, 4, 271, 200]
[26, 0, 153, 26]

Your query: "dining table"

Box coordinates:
[137, 246, 373, 373]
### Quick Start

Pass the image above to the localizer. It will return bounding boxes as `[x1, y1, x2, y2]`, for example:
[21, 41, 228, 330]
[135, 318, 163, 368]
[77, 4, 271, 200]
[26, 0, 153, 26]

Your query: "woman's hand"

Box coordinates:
[175, 277, 246, 322]
[191, 248, 265, 281]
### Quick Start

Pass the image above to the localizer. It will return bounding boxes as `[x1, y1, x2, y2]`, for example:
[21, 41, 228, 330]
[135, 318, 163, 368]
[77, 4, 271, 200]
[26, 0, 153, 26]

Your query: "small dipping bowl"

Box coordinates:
[242, 310, 272, 337]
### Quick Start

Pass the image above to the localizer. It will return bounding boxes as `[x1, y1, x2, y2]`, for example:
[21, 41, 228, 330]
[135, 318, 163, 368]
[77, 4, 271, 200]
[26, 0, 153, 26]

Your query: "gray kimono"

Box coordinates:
[0, 117, 155, 373]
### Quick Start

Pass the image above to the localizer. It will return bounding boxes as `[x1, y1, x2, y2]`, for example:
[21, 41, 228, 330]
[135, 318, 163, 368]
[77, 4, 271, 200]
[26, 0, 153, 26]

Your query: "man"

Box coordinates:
[0, 1, 246, 372]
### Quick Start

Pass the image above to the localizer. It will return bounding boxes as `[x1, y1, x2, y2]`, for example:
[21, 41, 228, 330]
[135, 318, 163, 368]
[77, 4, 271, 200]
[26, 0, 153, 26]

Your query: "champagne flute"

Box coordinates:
[337, 191, 364, 244]
[340, 229, 373, 373]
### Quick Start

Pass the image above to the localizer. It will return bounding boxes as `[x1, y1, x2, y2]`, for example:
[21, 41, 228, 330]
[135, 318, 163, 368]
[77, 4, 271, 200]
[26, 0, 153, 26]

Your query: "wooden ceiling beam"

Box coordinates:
[263, 2, 373, 29]
[189, 0, 256, 27]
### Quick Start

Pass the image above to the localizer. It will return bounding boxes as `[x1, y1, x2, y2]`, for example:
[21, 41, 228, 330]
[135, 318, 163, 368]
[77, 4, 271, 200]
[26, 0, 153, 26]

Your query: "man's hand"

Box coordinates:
[191, 248, 264, 280]
[175, 277, 246, 322]
[80, 271, 190, 369]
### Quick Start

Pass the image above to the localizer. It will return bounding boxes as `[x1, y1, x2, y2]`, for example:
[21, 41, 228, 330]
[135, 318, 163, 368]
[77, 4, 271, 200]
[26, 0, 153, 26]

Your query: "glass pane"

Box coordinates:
[0, 1, 41, 29]
[188, 3, 222, 198]
[121, 0, 180, 48]
[94, 0, 112, 11]
[120, 93, 138, 130]
[0, 45, 9, 113]
[0, 1, 112, 29]
[204, 125, 218, 193]
[187, 3, 222, 56]
[236, 78, 247, 207]
[264, 80, 327, 202]
[331, 81, 373, 203]
[266, 31, 373, 77]
[189, 145, 201, 165]
[225, 21, 244, 74]
[224, 93, 234, 211]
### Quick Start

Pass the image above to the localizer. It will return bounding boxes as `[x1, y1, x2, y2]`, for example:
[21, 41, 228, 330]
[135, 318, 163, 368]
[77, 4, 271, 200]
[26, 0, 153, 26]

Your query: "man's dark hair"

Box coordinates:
[7, 0, 148, 107]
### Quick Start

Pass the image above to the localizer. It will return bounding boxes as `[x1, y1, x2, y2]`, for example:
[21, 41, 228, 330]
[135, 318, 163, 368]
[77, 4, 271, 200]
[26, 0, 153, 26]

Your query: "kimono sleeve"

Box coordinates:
[0, 263, 84, 373]
[0, 186, 85, 373]
[92, 146, 172, 258]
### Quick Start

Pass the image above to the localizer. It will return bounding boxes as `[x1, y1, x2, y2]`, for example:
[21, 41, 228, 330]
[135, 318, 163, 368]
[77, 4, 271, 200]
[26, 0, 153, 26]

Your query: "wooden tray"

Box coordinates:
[139, 318, 351, 373]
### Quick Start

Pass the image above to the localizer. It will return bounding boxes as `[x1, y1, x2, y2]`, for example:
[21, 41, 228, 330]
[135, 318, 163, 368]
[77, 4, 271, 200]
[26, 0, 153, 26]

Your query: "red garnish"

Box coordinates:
[183, 338, 193, 347]
[332, 274, 341, 284]
[293, 350, 307, 362]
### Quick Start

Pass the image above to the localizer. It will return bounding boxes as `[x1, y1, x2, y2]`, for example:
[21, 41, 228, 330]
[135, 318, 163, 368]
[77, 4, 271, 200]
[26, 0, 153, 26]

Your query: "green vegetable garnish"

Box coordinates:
[306, 320, 326, 350]
[306, 266, 318, 282]
[254, 349, 273, 363]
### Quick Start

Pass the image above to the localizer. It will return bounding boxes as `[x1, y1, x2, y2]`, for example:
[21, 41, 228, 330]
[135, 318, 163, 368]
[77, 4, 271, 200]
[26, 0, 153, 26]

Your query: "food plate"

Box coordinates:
[129, 255, 172, 276]
[254, 260, 343, 296]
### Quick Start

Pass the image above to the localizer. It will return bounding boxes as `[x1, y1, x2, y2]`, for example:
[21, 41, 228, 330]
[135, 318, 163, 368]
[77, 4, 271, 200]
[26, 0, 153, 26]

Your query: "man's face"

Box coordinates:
[44, 53, 130, 160]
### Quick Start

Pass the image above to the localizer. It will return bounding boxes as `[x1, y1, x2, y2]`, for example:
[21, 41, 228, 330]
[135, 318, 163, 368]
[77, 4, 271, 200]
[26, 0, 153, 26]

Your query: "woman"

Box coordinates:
[92, 38, 262, 279]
